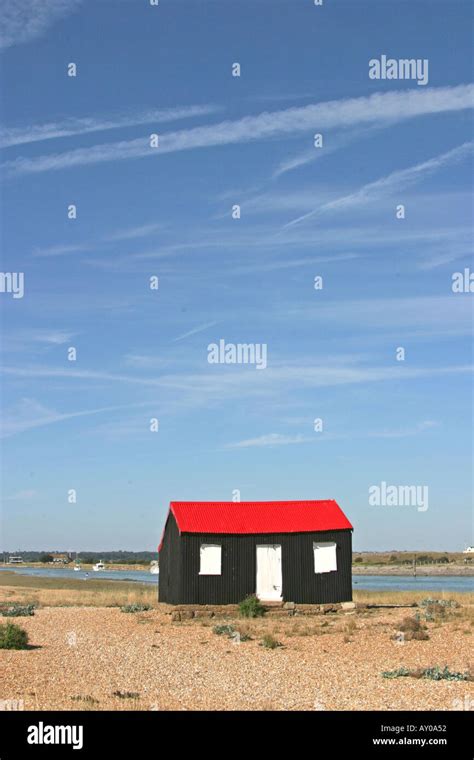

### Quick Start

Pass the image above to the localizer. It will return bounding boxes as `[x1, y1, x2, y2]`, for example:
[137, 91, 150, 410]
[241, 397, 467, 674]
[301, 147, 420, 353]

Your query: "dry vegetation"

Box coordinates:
[353, 551, 469, 563]
[0, 572, 156, 609]
[1, 571, 470, 611]
[353, 589, 470, 606]
[352, 551, 473, 576]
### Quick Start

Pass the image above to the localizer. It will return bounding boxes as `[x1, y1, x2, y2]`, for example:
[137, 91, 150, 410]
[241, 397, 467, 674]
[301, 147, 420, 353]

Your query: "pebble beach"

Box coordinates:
[2, 604, 472, 711]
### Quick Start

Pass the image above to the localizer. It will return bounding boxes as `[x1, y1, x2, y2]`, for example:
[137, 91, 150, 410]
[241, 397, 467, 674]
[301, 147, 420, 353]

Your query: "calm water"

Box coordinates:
[0, 565, 472, 592]
[352, 574, 472, 593]
[0, 566, 156, 584]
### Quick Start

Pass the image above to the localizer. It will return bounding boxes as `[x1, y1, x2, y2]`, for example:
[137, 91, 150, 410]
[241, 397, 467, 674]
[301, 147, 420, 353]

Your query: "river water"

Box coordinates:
[0, 565, 472, 592]
[0, 566, 157, 584]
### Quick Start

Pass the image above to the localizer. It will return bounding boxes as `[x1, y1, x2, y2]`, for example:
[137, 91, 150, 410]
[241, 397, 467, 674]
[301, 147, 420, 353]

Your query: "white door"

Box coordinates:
[256, 545, 282, 601]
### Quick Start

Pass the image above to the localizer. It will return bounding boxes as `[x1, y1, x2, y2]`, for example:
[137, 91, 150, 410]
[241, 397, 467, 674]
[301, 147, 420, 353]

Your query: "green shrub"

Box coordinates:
[422, 666, 468, 682]
[213, 624, 251, 642]
[239, 595, 265, 618]
[382, 666, 468, 681]
[418, 598, 458, 622]
[120, 603, 151, 613]
[382, 667, 411, 679]
[0, 622, 29, 650]
[0, 603, 35, 617]
[261, 634, 282, 649]
[213, 624, 235, 636]
[419, 598, 458, 609]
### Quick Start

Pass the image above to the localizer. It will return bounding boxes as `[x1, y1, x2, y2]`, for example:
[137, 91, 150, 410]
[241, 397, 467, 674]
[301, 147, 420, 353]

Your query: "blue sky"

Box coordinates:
[0, 0, 473, 552]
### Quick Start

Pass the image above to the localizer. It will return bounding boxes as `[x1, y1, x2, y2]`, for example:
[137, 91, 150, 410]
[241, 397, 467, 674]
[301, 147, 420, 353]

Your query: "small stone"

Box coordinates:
[341, 602, 356, 610]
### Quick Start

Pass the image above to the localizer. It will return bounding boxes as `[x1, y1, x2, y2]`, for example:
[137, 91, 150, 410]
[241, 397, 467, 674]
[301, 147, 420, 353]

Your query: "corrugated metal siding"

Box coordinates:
[179, 529, 352, 605]
[158, 512, 181, 604]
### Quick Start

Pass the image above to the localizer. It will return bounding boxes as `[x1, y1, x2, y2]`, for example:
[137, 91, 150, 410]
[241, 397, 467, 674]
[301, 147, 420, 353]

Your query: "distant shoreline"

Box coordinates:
[3, 561, 472, 578]
[352, 564, 473, 577]
[2, 562, 150, 572]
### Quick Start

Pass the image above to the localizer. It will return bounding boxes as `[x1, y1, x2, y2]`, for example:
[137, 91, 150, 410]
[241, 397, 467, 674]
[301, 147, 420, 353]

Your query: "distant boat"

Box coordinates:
[92, 561, 105, 571]
[74, 565, 81, 572]
[150, 562, 159, 575]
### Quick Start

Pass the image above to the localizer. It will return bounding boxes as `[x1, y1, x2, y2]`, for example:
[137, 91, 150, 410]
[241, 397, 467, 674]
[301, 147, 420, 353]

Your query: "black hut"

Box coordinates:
[158, 500, 353, 605]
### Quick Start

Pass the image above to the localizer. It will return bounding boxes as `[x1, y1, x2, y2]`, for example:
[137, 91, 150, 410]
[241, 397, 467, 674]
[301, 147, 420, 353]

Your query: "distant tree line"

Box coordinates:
[4, 551, 158, 564]
[353, 554, 455, 565]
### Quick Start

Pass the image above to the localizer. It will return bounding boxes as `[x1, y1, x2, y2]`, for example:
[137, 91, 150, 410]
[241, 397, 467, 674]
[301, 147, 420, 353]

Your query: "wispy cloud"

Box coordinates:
[0, 398, 156, 438]
[122, 354, 176, 370]
[417, 250, 474, 270]
[172, 321, 219, 343]
[233, 189, 330, 216]
[109, 223, 471, 266]
[0, 328, 76, 354]
[272, 149, 324, 179]
[289, 295, 473, 336]
[2, 361, 472, 411]
[0, 106, 220, 149]
[1, 367, 165, 387]
[4, 85, 473, 177]
[17, 329, 74, 345]
[0, 0, 82, 50]
[0, 359, 470, 438]
[103, 223, 164, 243]
[5, 489, 37, 501]
[86, 417, 157, 441]
[226, 433, 311, 448]
[231, 254, 358, 274]
[225, 421, 441, 449]
[33, 221, 164, 258]
[326, 141, 474, 208]
[284, 141, 474, 228]
[32, 243, 93, 258]
[272, 124, 388, 179]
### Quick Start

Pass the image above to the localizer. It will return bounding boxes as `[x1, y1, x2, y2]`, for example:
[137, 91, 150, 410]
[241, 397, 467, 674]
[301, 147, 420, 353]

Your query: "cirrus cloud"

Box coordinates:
[0, 0, 82, 50]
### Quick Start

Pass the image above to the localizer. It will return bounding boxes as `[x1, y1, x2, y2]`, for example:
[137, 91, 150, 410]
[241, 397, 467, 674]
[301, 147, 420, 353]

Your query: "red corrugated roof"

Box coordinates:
[159, 500, 352, 550]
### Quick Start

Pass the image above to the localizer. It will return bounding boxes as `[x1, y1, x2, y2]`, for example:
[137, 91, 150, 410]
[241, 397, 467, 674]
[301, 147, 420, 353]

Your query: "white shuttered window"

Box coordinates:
[313, 542, 337, 573]
[199, 544, 222, 575]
